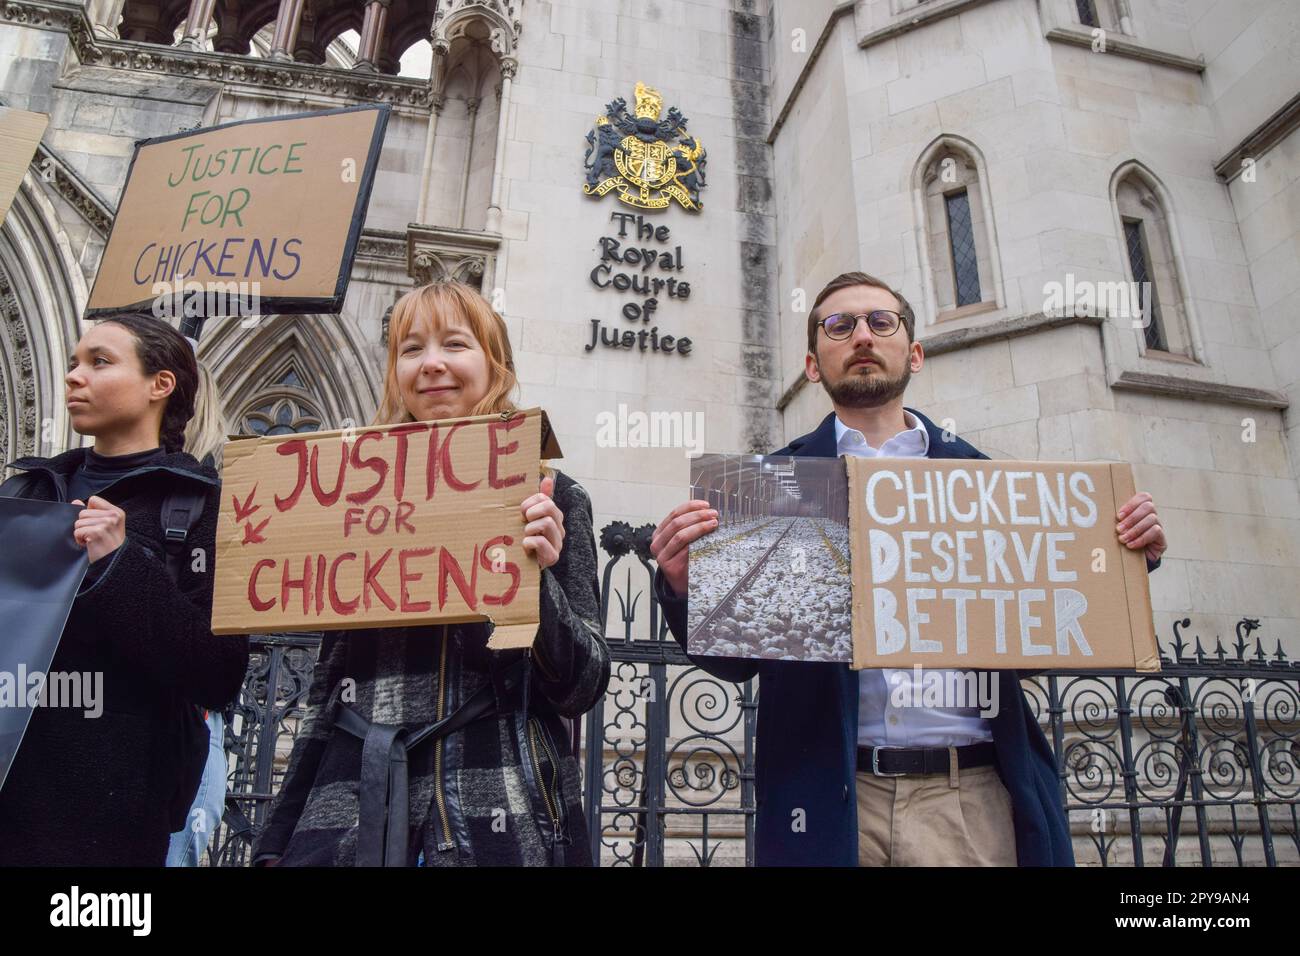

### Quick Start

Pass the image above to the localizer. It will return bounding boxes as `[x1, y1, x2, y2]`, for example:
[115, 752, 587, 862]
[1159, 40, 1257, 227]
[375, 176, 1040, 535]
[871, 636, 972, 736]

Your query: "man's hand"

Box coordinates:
[650, 500, 718, 597]
[70, 495, 126, 564]
[521, 475, 565, 571]
[1117, 491, 1166, 565]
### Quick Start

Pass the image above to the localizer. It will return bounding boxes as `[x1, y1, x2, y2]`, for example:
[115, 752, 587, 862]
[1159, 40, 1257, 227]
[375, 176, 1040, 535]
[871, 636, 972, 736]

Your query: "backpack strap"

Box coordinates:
[0, 471, 44, 500]
[159, 487, 207, 584]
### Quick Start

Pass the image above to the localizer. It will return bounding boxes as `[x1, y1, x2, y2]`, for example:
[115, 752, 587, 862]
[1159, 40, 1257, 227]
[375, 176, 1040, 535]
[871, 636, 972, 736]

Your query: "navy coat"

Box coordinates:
[656, 408, 1158, 866]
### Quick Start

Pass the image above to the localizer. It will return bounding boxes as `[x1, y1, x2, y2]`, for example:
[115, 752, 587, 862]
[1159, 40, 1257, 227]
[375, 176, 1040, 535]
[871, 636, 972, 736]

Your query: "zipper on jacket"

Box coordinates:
[527, 715, 567, 865]
[433, 624, 455, 852]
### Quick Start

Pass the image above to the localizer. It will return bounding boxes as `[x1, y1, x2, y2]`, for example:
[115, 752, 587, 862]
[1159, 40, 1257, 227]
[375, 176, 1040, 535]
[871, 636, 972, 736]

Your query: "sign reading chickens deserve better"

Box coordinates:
[686, 454, 1158, 671]
[847, 459, 1158, 671]
[86, 105, 388, 318]
[211, 408, 562, 647]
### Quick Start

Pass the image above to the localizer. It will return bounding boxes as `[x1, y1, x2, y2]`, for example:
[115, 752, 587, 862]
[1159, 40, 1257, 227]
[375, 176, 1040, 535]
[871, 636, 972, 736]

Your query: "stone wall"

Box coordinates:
[767, 0, 1300, 650]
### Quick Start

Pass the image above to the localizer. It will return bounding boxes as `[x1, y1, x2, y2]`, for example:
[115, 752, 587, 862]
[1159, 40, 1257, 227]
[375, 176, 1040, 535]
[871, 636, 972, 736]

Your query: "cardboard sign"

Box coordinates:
[211, 408, 562, 645]
[848, 459, 1158, 671]
[0, 107, 49, 226]
[86, 104, 389, 318]
[685, 453, 1159, 672]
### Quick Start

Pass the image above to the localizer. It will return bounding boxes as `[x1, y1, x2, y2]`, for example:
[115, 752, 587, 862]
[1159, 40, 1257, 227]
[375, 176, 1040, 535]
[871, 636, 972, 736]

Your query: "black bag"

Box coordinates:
[0, 471, 218, 833]
[0, 496, 89, 791]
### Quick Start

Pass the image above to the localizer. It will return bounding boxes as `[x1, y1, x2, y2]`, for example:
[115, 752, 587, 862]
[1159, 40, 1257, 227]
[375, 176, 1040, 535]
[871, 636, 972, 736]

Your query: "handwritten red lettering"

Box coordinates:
[398, 546, 436, 612]
[328, 552, 359, 615]
[488, 418, 526, 489]
[365, 505, 391, 535]
[274, 440, 308, 511]
[388, 422, 427, 502]
[440, 422, 479, 493]
[347, 431, 389, 505]
[439, 543, 479, 611]
[480, 534, 520, 606]
[314, 554, 326, 614]
[362, 548, 397, 611]
[249, 558, 276, 611]
[309, 440, 349, 506]
[281, 555, 313, 613]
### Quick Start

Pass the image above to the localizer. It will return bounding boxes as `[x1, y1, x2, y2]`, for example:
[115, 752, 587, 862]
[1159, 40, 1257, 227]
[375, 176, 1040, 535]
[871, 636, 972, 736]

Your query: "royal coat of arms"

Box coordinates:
[583, 82, 707, 212]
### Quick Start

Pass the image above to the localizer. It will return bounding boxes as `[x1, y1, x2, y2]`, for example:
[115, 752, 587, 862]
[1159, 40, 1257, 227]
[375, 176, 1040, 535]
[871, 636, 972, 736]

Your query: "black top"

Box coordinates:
[66, 445, 165, 503]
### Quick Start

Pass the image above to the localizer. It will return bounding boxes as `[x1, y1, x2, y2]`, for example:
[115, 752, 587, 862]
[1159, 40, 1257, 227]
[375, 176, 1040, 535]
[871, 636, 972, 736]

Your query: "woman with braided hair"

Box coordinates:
[0, 312, 248, 865]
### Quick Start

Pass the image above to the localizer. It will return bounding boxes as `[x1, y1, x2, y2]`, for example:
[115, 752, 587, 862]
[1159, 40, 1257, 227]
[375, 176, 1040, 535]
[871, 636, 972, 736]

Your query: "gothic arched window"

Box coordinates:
[236, 362, 325, 436]
[1114, 168, 1192, 358]
[920, 143, 999, 320]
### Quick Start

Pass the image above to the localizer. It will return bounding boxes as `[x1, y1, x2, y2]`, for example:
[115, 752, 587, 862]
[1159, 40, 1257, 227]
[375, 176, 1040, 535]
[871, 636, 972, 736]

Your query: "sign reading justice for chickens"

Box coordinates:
[687, 454, 1159, 671]
[211, 408, 561, 647]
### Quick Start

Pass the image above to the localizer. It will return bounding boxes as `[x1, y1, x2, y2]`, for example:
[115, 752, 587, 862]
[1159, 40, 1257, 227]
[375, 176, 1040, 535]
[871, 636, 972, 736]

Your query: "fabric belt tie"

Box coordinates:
[332, 657, 527, 866]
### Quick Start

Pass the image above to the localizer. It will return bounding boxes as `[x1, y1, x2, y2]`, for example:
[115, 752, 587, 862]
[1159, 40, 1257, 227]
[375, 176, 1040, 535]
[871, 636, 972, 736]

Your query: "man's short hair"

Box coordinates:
[807, 272, 916, 354]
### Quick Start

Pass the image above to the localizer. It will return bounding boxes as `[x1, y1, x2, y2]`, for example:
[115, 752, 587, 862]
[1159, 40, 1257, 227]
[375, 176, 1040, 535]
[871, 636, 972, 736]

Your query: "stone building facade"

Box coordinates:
[1, 0, 1297, 864]
[770, 0, 1299, 652]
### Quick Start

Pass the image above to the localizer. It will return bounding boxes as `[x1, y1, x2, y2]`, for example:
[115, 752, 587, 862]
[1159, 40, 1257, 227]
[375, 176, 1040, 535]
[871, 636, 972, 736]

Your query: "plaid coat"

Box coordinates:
[252, 471, 609, 866]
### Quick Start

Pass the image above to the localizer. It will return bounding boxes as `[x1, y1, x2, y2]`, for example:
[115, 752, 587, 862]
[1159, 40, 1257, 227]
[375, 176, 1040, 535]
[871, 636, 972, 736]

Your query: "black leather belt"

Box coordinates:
[857, 742, 996, 777]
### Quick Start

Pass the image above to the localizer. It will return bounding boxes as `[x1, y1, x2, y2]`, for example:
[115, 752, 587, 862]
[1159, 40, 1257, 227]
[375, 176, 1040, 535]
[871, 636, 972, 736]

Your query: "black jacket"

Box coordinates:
[655, 409, 1161, 865]
[0, 447, 249, 866]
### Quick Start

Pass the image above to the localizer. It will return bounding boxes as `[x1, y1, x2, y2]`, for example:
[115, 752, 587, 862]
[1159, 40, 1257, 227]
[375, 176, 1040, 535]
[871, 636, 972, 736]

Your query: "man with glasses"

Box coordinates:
[650, 271, 1167, 866]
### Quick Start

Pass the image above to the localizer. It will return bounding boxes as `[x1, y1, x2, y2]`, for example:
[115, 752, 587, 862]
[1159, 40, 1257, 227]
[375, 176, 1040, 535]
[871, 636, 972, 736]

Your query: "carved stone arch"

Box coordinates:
[232, 0, 281, 54]
[199, 313, 379, 434]
[910, 134, 1005, 329]
[425, 46, 499, 231]
[443, 60, 477, 98]
[307, 6, 365, 61]
[432, 1, 520, 63]
[0, 176, 88, 464]
[145, 0, 191, 41]
[1108, 159, 1204, 363]
[386, 0, 438, 72]
[119, 0, 188, 43]
[435, 24, 507, 103]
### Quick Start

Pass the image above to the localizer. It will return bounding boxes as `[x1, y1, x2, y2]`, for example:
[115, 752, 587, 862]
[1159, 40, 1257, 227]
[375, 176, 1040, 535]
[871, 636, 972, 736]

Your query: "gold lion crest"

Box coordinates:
[582, 82, 707, 212]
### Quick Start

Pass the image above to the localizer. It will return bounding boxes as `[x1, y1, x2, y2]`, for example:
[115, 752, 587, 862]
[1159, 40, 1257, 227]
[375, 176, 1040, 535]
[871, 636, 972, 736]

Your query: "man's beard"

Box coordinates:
[817, 358, 911, 408]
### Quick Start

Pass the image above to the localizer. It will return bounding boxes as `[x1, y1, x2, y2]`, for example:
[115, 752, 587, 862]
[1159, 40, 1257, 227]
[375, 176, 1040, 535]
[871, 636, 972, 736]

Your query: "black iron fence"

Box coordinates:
[207, 525, 1299, 867]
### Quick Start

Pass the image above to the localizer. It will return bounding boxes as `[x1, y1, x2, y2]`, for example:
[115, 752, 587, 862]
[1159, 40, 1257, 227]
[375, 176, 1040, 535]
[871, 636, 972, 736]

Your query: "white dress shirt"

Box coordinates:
[835, 413, 994, 748]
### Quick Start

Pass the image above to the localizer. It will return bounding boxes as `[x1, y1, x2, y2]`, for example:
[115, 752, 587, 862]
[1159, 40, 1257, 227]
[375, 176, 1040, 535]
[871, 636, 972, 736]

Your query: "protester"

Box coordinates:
[0, 312, 249, 866]
[252, 280, 610, 867]
[651, 271, 1168, 866]
[166, 357, 236, 867]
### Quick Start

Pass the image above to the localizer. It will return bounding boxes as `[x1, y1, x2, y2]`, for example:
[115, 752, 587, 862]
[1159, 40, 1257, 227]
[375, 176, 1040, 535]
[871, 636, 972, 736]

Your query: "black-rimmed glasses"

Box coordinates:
[820, 310, 903, 340]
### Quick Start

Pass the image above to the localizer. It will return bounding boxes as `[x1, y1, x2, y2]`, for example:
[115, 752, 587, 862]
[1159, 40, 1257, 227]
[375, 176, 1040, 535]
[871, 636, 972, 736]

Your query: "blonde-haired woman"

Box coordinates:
[183, 359, 230, 470]
[252, 281, 610, 866]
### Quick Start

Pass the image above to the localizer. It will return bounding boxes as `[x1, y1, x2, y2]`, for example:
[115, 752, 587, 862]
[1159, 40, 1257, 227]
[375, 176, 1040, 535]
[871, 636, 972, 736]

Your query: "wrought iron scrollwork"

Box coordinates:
[206, 523, 1296, 867]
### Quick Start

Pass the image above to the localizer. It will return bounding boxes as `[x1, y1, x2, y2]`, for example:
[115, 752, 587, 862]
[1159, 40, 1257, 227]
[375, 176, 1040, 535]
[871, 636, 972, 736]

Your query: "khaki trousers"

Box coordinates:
[855, 757, 1017, 866]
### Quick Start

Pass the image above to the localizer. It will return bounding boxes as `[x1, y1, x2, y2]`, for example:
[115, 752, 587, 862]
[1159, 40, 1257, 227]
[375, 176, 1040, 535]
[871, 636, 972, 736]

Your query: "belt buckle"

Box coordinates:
[871, 746, 908, 777]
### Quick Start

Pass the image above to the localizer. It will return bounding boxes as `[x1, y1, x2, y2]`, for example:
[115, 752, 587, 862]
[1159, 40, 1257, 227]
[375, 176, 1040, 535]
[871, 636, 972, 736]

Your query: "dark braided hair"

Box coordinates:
[97, 312, 198, 455]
